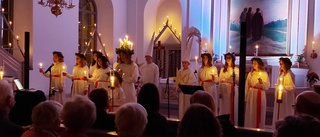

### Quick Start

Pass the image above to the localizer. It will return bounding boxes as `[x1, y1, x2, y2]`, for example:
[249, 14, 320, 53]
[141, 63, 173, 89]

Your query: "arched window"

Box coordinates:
[79, 0, 97, 64]
[1, 0, 14, 54]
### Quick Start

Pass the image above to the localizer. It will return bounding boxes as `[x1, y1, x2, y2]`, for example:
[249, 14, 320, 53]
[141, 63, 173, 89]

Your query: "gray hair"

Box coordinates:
[61, 95, 96, 132]
[31, 101, 62, 131]
[0, 79, 14, 116]
[115, 103, 148, 137]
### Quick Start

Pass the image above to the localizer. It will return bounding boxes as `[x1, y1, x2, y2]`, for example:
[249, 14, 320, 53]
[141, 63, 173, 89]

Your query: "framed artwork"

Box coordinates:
[228, 0, 289, 56]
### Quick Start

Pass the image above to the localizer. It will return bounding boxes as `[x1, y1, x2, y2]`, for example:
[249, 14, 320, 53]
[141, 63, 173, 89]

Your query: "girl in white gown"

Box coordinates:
[197, 53, 219, 114]
[40, 51, 66, 105]
[87, 56, 110, 90]
[245, 57, 270, 128]
[88, 51, 104, 95]
[219, 53, 239, 125]
[272, 57, 295, 127]
[107, 71, 125, 112]
[63, 53, 89, 98]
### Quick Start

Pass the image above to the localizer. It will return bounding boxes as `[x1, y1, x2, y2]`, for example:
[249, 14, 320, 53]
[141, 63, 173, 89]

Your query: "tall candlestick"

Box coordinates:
[278, 85, 283, 100]
[312, 41, 315, 50]
[195, 56, 198, 70]
[39, 63, 43, 69]
[255, 45, 259, 56]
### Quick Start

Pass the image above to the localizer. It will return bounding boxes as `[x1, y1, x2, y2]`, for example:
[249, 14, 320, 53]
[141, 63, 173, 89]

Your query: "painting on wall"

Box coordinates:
[228, 0, 288, 56]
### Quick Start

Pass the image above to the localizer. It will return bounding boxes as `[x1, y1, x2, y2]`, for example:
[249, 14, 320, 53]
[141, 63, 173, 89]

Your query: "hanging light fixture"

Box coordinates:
[38, 0, 75, 17]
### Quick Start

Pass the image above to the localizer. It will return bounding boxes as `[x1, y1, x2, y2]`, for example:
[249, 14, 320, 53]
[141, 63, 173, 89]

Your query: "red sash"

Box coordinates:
[201, 79, 213, 87]
[108, 105, 120, 112]
[51, 75, 60, 77]
[221, 81, 234, 124]
[74, 78, 85, 80]
[95, 80, 108, 88]
[249, 85, 262, 128]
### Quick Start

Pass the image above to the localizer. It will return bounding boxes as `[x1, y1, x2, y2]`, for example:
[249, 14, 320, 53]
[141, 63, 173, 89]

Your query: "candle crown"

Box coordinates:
[115, 35, 134, 55]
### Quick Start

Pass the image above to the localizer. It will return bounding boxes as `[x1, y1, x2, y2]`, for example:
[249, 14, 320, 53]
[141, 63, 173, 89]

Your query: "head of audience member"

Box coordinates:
[89, 88, 109, 111]
[274, 114, 320, 137]
[137, 83, 160, 113]
[201, 53, 212, 67]
[115, 103, 148, 137]
[61, 96, 96, 134]
[52, 51, 64, 63]
[190, 90, 215, 113]
[0, 79, 15, 118]
[295, 91, 320, 119]
[177, 104, 222, 137]
[31, 101, 62, 133]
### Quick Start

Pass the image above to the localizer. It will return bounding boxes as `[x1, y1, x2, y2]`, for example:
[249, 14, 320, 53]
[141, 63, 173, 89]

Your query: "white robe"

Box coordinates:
[197, 66, 219, 113]
[89, 63, 98, 94]
[219, 67, 239, 125]
[89, 68, 110, 89]
[245, 71, 270, 129]
[116, 62, 139, 103]
[139, 62, 159, 87]
[272, 70, 295, 128]
[176, 68, 194, 119]
[108, 86, 126, 112]
[66, 65, 89, 98]
[43, 62, 66, 105]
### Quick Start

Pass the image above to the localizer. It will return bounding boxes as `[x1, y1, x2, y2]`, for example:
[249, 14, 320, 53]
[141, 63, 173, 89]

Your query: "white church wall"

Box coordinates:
[95, 0, 114, 64]
[29, 0, 79, 97]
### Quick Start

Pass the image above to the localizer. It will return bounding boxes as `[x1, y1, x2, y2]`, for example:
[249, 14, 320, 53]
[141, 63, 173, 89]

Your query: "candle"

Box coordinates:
[170, 22, 172, 28]
[174, 28, 176, 33]
[278, 85, 283, 100]
[167, 16, 169, 21]
[9, 21, 12, 26]
[312, 41, 315, 50]
[16, 36, 19, 39]
[125, 35, 128, 41]
[99, 33, 101, 36]
[62, 66, 65, 73]
[195, 56, 198, 70]
[259, 72, 262, 78]
[0, 71, 3, 79]
[255, 45, 259, 56]
[99, 49, 101, 52]
[90, 49, 92, 52]
[212, 69, 215, 74]
[84, 70, 87, 76]
[229, 45, 232, 49]
[39, 63, 43, 69]
[111, 76, 115, 87]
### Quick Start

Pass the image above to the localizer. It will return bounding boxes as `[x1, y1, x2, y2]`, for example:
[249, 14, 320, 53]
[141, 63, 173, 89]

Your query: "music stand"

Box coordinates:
[178, 85, 204, 95]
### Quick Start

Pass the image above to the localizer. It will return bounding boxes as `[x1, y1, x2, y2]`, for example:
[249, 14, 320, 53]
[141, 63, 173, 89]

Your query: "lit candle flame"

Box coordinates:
[255, 45, 259, 49]
[195, 56, 198, 60]
[0, 71, 3, 79]
[39, 63, 43, 69]
[16, 36, 19, 39]
[278, 85, 283, 100]
[110, 76, 115, 87]
[84, 70, 87, 76]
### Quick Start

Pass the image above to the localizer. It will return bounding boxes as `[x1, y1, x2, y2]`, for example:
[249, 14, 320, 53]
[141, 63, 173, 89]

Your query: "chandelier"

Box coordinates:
[38, 0, 76, 17]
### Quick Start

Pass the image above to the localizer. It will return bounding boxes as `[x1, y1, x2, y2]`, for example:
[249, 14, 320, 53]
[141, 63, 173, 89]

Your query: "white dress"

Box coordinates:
[108, 86, 126, 112]
[176, 68, 194, 119]
[116, 62, 139, 103]
[89, 63, 98, 94]
[219, 67, 239, 125]
[197, 66, 219, 113]
[66, 65, 89, 98]
[272, 70, 295, 127]
[43, 62, 66, 105]
[89, 68, 110, 89]
[245, 71, 270, 128]
[139, 62, 159, 87]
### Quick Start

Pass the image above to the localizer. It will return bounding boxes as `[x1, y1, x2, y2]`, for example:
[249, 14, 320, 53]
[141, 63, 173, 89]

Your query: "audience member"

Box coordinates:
[295, 91, 320, 120]
[21, 101, 62, 137]
[190, 90, 215, 112]
[0, 79, 24, 137]
[274, 114, 320, 137]
[115, 103, 148, 137]
[60, 96, 96, 137]
[177, 104, 222, 137]
[89, 88, 115, 130]
[137, 83, 168, 137]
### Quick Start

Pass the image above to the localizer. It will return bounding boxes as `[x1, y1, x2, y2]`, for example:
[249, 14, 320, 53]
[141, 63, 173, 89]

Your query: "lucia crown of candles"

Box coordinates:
[116, 35, 134, 55]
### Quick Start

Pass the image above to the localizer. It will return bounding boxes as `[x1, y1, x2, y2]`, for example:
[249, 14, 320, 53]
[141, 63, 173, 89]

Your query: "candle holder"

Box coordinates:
[311, 50, 317, 59]
[110, 86, 115, 112]
[276, 99, 282, 120]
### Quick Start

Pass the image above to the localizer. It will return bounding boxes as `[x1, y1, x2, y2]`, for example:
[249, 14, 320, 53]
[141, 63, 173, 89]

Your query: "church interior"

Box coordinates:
[1, 0, 320, 137]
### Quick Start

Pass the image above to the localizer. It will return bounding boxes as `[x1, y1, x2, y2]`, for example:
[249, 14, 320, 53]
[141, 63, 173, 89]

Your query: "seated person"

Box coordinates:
[60, 96, 96, 137]
[274, 114, 320, 137]
[89, 88, 115, 130]
[0, 79, 24, 137]
[21, 101, 62, 137]
[115, 103, 148, 137]
[295, 91, 320, 120]
[177, 104, 222, 137]
[137, 83, 168, 137]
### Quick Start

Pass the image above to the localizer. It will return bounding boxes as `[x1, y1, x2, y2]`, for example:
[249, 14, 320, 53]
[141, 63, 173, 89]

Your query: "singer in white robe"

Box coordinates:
[176, 65, 194, 119]
[88, 56, 110, 90]
[116, 62, 139, 103]
[89, 51, 103, 94]
[139, 62, 159, 87]
[40, 51, 66, 105]
[108, 87, 125, 112]
[219, 67, 239, 125]
[65, 66, 89, 97]
[272, 58, 295, 127]
[245, 58, 270, 128]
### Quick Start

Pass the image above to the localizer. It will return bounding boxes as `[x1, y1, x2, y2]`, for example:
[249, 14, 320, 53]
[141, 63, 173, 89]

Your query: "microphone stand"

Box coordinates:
[48, 67, 53, 100]
[166, 52, 174, 118]
[232, 64, 235, 125]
